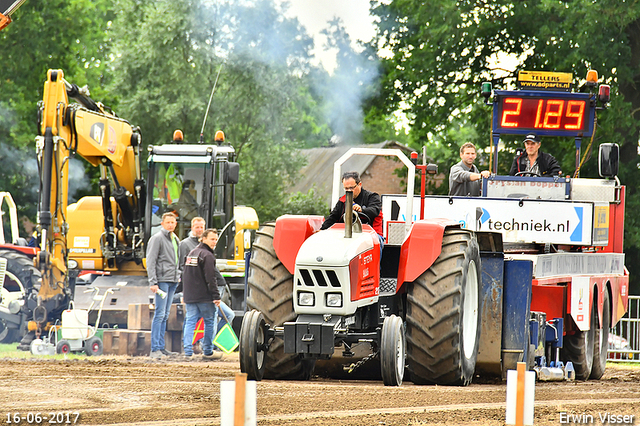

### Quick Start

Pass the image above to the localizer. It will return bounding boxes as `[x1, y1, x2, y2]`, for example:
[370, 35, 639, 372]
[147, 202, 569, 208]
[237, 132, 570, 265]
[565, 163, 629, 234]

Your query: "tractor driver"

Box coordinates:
[509, 134, 562, 177]
[321, 171, 384, 246]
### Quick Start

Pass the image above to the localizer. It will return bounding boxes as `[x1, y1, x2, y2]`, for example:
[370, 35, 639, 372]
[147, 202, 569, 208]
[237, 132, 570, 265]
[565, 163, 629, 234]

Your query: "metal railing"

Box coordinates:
[608, 295, 640, 362]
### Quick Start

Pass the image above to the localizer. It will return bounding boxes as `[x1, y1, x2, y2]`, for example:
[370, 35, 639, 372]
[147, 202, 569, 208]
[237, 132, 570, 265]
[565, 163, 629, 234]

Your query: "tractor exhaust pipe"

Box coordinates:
[345, 190, 353, 238]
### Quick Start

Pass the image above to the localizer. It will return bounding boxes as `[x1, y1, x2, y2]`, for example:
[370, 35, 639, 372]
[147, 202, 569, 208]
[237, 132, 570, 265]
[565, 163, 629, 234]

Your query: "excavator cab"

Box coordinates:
[145, 143, 238, 242]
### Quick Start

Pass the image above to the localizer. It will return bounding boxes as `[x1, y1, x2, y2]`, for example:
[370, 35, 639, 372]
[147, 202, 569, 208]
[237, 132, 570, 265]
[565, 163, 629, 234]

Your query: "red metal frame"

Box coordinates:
[396, 218, 458, 290]
[531, 269, 629, 335]
[0, 244, 38, 258]
[273, 215, 324, 274]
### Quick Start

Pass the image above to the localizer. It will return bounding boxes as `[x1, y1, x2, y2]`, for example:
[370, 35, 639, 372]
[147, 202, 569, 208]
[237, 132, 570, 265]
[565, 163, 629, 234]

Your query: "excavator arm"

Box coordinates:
[0, 0, 27, 31]
[31, 69, 145, 333]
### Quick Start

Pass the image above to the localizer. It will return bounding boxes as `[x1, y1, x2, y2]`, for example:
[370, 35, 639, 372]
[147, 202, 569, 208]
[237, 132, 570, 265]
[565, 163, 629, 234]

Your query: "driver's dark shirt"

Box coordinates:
[509, 151, 561, 176]
[321, 188, 383, 236]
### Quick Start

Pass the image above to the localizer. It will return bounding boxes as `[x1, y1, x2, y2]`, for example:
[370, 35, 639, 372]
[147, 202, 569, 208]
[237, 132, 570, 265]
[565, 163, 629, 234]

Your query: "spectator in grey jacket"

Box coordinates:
[146, 212, 181, 359]
[449, 142, 491, 196]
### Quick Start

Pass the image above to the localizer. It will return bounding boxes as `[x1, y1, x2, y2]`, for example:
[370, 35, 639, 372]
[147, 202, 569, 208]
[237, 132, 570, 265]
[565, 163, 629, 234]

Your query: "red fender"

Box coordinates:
[397, 218, 460, 291]
[273, 215, 324, 274]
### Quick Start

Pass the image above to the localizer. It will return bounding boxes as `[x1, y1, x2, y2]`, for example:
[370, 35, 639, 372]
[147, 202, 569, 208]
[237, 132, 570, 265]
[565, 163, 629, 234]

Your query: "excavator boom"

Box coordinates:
[0, 0, 27, 31]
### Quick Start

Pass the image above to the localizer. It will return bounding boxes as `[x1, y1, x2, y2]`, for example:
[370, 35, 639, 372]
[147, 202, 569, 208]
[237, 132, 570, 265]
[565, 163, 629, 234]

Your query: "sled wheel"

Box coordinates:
[380, 315, 405, 386]
[562, 297, 596, 380]
[589, 289, 610, 380]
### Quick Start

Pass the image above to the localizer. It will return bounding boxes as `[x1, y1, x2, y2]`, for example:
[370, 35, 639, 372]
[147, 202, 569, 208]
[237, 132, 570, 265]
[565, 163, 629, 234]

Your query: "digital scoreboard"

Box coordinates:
[492, 90, 595, 138]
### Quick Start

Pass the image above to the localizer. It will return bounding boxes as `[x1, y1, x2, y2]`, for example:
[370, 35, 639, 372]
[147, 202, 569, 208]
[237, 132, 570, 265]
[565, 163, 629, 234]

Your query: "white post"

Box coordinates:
[505, 362, 535, 425]
[220, 374, 257, 426]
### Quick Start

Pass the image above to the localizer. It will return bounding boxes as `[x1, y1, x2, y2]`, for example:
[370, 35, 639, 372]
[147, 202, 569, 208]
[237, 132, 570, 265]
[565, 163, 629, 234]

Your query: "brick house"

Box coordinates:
[289, 141, 444, 206]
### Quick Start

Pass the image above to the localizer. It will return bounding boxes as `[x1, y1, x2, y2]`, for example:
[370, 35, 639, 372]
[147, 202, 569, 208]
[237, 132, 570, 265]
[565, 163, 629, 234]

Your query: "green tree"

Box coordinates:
[371, 0, 640, 289]
[0, 0, 114, 223]
[108, 0, 330, 221]
[285, 188, 329, 216]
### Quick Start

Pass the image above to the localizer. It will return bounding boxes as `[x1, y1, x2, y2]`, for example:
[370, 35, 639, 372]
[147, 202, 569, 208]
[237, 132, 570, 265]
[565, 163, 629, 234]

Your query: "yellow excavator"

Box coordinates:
[0, 0, 27, 31]
[14, 69, 258, 349]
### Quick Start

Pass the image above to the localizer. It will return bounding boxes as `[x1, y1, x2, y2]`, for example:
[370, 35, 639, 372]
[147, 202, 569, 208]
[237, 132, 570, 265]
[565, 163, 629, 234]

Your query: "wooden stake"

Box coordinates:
[234, 372, 247, 426]
[515, 362, 525, 426]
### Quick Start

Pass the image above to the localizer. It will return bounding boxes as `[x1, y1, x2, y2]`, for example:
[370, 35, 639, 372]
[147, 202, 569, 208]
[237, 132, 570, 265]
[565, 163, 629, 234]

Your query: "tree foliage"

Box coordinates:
[107, 0, 336, 220]
[370, 0, 640, 288]
[0, 0, 114, 220]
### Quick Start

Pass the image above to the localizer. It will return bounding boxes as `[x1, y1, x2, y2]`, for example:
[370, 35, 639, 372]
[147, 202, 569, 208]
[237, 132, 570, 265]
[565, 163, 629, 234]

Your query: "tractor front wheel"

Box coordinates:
[239, 310, 267, 381]
[380, 314, 405, 386]
[246, 223, 315, 380]
[0, 250, 39, 345]
[562, 298, 596, 380]
[406, 228, 481, 386]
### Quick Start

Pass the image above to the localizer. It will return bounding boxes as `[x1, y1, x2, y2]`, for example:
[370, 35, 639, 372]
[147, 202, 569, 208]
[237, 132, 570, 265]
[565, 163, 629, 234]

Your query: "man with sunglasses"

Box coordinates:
[320, 171, 383, 240]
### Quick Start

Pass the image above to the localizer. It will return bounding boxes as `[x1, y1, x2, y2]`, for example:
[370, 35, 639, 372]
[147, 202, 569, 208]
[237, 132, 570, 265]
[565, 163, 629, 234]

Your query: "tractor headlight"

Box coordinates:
[298, 292, 315, 306]
[68, 259, 79, 269]
[326, 293, 342, 308]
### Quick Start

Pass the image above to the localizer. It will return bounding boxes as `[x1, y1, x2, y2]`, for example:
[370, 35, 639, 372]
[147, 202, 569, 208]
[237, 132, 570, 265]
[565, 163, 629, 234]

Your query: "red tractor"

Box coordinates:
[239, 70, 628, 386]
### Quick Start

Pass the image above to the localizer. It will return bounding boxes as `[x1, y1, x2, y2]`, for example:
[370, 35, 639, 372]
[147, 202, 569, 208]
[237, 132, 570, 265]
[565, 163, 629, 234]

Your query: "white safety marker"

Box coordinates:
[506, 362, 535, 425]
[220, 373, 257, 426]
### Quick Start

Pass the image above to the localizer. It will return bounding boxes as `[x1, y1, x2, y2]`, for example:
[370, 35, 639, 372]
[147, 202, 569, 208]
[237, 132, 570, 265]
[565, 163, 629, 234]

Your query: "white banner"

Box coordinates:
[383, 195, 594, 245]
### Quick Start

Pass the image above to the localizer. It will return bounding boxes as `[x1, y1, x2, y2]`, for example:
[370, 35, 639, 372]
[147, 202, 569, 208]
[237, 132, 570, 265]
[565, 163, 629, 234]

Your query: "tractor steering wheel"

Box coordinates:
[515, 171, 541, 177]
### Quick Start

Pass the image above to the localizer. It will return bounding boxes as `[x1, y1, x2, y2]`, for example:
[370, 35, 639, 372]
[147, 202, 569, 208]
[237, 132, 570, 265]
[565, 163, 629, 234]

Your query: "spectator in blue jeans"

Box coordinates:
[181, 228, 221, 360]
[146, 212, 181, 359]
[178, 217, 235, 345]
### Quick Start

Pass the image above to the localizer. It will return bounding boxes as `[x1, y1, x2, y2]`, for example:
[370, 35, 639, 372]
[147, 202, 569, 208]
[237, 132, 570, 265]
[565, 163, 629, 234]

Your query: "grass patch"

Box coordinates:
[0, 343, 87, 360]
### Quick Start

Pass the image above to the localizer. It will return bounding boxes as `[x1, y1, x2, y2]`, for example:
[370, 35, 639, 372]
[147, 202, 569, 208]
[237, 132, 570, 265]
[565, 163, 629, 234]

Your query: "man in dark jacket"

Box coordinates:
[179, 217, 235, 338]
[181, 228, 221, 360]
[321, 171, 383, 238]
[509, 134, 562, 177]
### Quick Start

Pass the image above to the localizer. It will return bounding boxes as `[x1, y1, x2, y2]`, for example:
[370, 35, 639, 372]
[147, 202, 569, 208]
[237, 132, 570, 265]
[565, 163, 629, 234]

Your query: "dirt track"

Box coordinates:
[1, 354, 639, 426]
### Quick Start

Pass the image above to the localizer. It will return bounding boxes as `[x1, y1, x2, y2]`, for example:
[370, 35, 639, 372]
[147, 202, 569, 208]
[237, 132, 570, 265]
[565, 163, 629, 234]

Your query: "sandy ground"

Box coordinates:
[1, 354, 639, 426]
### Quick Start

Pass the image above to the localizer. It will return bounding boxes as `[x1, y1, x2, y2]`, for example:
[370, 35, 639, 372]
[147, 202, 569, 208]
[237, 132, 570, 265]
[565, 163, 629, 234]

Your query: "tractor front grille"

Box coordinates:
[297, 268, 342, 288]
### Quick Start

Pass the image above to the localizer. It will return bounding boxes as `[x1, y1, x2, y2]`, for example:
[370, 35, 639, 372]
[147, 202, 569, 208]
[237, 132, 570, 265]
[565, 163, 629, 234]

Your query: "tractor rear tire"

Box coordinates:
[406, 228, 481, 386]
[0, 322, 18, 343]
[0, 250, 38, 345]
[239, 310, 267, 381]
[380, 315, 405, 386]
[246, 222, 315, 380]
[561, 297, 596, 380]
[589, 289, 610, 380]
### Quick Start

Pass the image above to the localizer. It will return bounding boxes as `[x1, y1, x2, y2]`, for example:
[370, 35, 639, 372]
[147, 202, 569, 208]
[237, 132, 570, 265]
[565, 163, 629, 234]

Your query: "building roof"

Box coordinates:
[289, 141, 414, 204]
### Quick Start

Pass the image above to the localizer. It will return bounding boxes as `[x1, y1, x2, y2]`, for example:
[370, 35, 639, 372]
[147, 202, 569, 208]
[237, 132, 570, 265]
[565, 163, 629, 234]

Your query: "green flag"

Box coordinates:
[213, 323, 239, 354]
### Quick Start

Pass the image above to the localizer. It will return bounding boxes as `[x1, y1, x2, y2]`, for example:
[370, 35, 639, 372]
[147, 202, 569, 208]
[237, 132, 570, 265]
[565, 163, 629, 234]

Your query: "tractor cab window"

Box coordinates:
[150, 162, 209, 239]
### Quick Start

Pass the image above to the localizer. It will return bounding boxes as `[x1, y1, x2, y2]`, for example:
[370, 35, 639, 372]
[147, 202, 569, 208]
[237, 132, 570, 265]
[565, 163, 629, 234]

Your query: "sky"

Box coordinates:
[279, 0, 376, 72]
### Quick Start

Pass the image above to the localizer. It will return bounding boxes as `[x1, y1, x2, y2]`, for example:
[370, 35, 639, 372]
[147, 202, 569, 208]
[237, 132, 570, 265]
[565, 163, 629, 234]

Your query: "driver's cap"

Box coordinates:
[524, 133, 540, 143]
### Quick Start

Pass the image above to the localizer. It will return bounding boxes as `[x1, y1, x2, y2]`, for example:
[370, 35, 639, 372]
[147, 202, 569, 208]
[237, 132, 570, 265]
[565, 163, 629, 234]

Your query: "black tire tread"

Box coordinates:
[589, 288, 610, 380]
[406, 228, 480, 386]
[247, 223, 314, 380]
[0, 249, 39, 344]
[561, 294, 596, 380]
